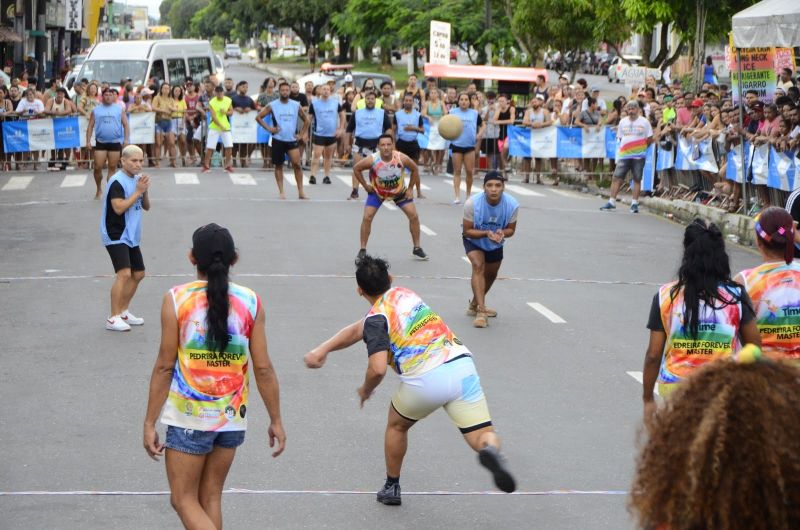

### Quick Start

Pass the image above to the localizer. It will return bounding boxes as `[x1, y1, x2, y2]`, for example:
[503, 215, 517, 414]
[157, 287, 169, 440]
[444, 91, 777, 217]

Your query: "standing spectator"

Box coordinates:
[100, 145, 150, 332]
[257, 77, 278, 168]
[481, 91, 500, 171]
[533, 75, 549, 102]
[492, 94, 515, 177]
[44, 88, 77, 170]
[600, 101, 653, 213]
[575, 96, 603, 181]
[202, 85, 234, 172]
[521, 95, 555, 184]
[170, 85, 188, 167]
[0, 86, 13, 170]
[86, 88, 130, 199]
[230, 81, 257, 168]
[703, 56, 718, 85]
[152, 83, 177, 168]
[777, 68, 794, 93]
[183, 82, 200, 166]
[422, 86, 446, 175]
[16, 87, 46, 170]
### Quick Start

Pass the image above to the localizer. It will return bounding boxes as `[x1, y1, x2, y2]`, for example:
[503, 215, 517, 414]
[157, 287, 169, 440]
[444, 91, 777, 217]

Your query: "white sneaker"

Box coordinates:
[106, 315, 131, 331]
[121, 310, 144, 326]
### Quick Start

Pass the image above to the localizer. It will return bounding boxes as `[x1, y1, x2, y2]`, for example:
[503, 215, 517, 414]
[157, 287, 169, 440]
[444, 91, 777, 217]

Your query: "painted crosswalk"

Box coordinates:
[60, 174, 87, 188]
[2, 176, 34, 191]
[175, 173, 199, 185]
[228, 173, 257, 186]
[505, 184, 545, 197]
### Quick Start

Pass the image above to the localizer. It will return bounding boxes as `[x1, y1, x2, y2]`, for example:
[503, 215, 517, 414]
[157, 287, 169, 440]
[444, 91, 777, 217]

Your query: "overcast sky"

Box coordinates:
[130, 0, 163, 20]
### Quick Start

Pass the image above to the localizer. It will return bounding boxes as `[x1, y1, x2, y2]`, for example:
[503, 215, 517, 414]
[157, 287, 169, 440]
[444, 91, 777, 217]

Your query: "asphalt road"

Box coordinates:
[0, 162, 760, 529]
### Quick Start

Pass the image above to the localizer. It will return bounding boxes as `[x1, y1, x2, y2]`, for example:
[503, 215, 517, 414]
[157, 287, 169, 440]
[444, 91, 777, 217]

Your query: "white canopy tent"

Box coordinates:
[732, 0, 800, 48]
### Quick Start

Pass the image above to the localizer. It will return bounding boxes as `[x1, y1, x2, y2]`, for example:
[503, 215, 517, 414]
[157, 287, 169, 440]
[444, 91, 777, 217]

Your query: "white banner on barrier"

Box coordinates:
[27, 120, 55, 151]
[230, 112, 259, 144]
[750, 144, 769, 185]
[581, 128, 606, 159]
[129, 112, 155, 145]
[530, 127, 557, 159]
[79, 116, 95, 147]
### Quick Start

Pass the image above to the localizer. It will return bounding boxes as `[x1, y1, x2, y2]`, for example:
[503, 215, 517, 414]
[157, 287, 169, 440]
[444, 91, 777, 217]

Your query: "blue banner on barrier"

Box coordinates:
[2, 121, 30, 153]
[605, 127, 617, 160]
[656, 144, 674, 171]
[642, 144, 656, 191]
[768, 147, 796, 191]
[256, 123, 271, 144]
[417, 117, 430, 149]
[508, 126, 529, 157]
[53, 116, 81, 149]
[556, 127, 582, 159]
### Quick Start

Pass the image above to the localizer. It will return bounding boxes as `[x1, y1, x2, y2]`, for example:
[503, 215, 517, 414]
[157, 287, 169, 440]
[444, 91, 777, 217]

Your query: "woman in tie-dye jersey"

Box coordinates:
[143, 224, 285, 529]
[736, 207, 800, 364]
[304, 254, 516, 506]
[642, 219, 760, 415]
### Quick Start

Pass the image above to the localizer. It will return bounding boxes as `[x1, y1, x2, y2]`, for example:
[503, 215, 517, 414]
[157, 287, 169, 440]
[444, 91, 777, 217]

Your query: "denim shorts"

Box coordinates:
[156, 119, 172, 134]
[164, 425, 245, 455]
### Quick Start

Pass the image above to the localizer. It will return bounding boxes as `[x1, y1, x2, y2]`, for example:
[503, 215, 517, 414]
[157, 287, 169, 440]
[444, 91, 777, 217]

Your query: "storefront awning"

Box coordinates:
[423, 63, 548, 83]
[0, 27, 22, 43]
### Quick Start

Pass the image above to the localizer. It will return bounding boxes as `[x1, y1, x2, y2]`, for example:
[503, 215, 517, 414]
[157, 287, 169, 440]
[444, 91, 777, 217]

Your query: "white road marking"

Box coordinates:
[626, 371, 659, 396]
[418, 183, 431, 190]
[443, 179, 480, 195]
[229, 173, 257, 186]
[336, 175, 353, 188]
[549, 188, 590, 199]
[526, 302, 566, 324]
[2, 176, 33, 191]
[420, 224, 437, 236]
[505, 184, 545, 197]
[60, 174, 87, 188]
[462, 256, 471, 264]
[175, 173, 199, 185]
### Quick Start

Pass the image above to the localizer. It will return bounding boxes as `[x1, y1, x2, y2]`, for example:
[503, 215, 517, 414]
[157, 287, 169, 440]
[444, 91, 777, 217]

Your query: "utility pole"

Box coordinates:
[484, 0, 492, 89]
[35, 0, 46, 90]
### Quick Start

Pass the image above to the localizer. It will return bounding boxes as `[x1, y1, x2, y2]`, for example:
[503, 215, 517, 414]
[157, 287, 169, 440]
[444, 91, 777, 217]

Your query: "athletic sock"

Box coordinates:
[608, 197, 616, 206]
[386, 475, 400, 485]
[631, 199, 639, 206]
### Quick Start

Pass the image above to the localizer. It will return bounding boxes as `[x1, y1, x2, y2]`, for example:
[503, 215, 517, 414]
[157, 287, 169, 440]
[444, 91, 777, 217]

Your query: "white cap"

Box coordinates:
[344, 74, 353, 83]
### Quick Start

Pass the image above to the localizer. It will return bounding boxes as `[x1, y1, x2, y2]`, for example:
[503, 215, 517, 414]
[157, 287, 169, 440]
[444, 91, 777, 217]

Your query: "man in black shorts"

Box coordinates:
[346, 91, 392, 199]
[393, 94, 425, 197]
[100, 145, 150, 331]
[308, 83, 345, 184]
[86, 88, 129, 199]
[257, 82, 310, 199]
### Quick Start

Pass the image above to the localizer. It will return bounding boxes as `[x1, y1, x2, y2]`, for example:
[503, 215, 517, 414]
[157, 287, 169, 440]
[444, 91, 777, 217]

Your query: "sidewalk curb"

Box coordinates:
[556, 173, 756, 247]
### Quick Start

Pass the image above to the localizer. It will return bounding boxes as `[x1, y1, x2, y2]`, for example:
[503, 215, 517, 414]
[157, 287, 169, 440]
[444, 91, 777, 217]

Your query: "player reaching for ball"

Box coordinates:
[352, 134, 429, 262]
[304, 254, 516, 505]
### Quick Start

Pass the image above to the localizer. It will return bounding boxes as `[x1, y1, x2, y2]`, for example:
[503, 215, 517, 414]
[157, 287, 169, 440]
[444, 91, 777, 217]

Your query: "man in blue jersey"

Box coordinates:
[346, 91, 393, 199]
[257, 82, 310, 200]
[308, 83, 345, 185]
[393, 94, 425, 198]
[100, 145, 150, 332]
[462, 171, 519, 328]
[86, 87, 130, 199]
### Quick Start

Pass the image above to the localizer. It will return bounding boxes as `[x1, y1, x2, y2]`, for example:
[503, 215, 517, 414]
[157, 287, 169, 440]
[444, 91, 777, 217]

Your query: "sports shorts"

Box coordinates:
[395, 139, 420, 159]
[206, 129, 233, 149]
[463, 238, 504, 263]
[355, 137, 379, 155]
[365, 191, 412, 210]
[272, 138, 299, 165]
[391, 355, 492, 433]
[95, 142, 122, 152]
[613, 157, 646, 182]
[451, 144, 475, 154]
[313, 135, 337, 147]
[106, 243, 145, 272]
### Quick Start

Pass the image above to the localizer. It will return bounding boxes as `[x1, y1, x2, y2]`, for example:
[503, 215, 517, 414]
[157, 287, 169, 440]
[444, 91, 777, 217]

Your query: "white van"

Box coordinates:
[75, 39, 219, 89]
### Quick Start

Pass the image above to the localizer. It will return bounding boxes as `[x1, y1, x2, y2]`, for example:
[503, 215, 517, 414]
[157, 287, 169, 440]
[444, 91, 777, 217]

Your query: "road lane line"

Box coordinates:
[60, 174, 87, 188]
[229, 173, 257, 186]
[443, 179, 481, 195]
[549, 188, 589, 199]
[2, 176, 33, 191]
[505, 184, 545, 197]
[175, 173, 199, 185]
[336, 175, 353, 188]
[527, 302, 566, 324]
[420, 224, 436, 236]
[626, 371, 659, 396]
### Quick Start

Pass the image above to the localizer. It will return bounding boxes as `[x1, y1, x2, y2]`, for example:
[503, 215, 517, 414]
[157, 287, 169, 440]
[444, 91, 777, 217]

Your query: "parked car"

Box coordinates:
[371, 48, 403, 61]
[224, 43, 242, 59]
[607, 55, 661, 83]
[277, 45, 305, 58]
[213, 54, 224, 83]
[297, 66, 394, 93]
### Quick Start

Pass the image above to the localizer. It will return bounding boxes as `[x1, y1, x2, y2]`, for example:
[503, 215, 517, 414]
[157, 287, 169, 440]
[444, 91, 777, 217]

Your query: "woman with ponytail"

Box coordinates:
[642, 218, 760, 414]
[735, 207, 800, 364]
[143, 223, 285, 529]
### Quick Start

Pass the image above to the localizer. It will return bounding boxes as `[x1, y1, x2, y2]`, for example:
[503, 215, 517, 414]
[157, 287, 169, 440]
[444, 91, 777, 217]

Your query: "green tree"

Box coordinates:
[190, 2, 234, 40]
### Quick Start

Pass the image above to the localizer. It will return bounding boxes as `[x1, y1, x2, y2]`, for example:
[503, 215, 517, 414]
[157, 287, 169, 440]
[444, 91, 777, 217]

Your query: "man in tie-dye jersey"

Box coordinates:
[304, 254, 516, 505]
[600, 101, 653, 213]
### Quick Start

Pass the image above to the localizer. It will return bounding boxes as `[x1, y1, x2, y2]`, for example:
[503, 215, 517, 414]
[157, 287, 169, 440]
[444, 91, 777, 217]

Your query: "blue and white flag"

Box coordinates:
[2, 117, 83, 153]
[509, 125, 609, 159]
[675, 137, 718, 173]
[656, 144, 674, 171]
[417, 117, 430, 149]
[726, 143, 748, 183]
[768, 148, 796, 191]
[127, 112, 155, 145]
[642, 144, 656, 192]
[605, 127, 617, 160]
[750, 143, 770, 185]
[556, 127, 582, 158]
[582, 128, 606, 158]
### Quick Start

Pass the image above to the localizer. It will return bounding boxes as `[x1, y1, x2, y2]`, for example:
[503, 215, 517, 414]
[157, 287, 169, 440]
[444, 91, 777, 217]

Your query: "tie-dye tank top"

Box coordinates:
[160, 280, 261, 432]
[369, 151, 407, 199]
[657, 281, 742, 385]
[365, 287, 470, 378]
[739, 261, 800, 362]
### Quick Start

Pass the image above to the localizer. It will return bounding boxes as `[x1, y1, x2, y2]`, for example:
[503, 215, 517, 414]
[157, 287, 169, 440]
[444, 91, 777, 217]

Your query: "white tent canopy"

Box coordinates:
[732, 0, 800, 48]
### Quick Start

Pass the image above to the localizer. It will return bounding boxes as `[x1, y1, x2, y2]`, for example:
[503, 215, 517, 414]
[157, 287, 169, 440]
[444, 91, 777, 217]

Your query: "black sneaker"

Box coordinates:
[376, 480, 401, 506]
[356, 248, 367, 264]
[323, 176, 331, 184]
[349, 189, 359, 200]
[478, 445, 516, 493]
[412, 247, 429, 261]
[309, 175, 317, 185]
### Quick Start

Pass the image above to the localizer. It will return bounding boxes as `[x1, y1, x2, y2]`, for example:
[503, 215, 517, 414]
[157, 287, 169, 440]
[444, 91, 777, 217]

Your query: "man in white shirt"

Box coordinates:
[582, 87, 607, 116]
[777, 68, 795, 93]
[15, 88, 45, 116]
[600, 101, 653, 213]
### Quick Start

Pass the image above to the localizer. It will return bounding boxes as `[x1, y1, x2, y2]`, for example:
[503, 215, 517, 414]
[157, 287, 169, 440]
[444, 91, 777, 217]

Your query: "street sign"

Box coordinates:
[429, 20, 451, 65]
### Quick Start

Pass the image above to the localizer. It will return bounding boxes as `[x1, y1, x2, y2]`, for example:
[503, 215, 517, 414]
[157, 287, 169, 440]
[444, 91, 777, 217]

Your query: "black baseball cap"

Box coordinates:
[484, 170, 505, 185]
[192, 223, 236, 269]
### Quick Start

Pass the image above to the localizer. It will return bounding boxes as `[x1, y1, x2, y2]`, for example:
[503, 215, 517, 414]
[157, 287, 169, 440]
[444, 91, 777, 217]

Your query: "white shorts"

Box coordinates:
[206, 129, 233, 149]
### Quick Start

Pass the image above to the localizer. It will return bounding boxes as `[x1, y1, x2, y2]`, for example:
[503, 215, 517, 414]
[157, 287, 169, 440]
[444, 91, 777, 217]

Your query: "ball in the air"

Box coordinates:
[438, 114, 463, 140]
[735, 344, 762, 364]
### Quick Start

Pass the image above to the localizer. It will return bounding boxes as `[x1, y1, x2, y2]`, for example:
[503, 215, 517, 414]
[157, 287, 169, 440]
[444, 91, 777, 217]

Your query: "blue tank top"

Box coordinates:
[270, 98, 300, 142]
[93, 104, 124, 143]
[467, 192, 519, 251]
[449, 107, 478, 148]
[311, 97, 339, 137]
[100, 170, 143, 247]
[395, 109, 421, 142]
[703, 64, 715, 83]
[355, 107, 385, 140]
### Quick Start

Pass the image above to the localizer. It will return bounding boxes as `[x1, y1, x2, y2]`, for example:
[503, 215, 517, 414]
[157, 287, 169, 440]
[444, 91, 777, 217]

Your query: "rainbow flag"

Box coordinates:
[617, 138, 648, 159]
